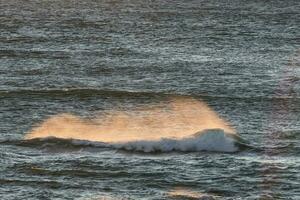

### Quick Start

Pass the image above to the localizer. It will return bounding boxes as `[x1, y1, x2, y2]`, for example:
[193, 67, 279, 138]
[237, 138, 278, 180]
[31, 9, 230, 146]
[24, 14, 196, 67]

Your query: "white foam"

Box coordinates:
[38, 129, 238, 153]
[112, 129, 238, 153]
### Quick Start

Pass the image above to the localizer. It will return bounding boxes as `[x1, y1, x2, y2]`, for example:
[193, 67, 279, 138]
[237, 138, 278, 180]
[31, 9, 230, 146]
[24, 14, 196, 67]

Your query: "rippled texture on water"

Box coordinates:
[1, 0, 300, 199]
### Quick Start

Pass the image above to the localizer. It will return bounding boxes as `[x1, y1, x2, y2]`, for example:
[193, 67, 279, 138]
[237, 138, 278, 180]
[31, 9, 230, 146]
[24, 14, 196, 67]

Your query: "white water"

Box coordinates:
[113, 129, 238, 153]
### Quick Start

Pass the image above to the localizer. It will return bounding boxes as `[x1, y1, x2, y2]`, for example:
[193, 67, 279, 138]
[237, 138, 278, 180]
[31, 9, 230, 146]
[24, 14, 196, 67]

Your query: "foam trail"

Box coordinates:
[25, 97, 237, 152]
[167, 187, 216, 199]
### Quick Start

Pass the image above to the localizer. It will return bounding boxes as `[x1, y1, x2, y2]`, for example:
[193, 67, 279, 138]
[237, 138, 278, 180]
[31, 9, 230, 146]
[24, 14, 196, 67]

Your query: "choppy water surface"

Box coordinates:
[1, 0, 300, 199]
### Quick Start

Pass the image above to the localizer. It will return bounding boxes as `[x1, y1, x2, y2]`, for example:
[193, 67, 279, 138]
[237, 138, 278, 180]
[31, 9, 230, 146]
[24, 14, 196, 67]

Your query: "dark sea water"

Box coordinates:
[1, 0, 300, 199]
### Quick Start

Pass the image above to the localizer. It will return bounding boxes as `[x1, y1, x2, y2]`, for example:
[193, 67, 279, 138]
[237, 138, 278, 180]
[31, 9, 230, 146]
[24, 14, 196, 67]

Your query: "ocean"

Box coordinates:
[0, 0, 299, 199]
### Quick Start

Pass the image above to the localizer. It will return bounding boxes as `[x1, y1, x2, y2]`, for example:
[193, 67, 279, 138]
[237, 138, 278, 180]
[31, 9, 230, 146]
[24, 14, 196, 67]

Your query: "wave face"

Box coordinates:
[25, 97, 237, 152]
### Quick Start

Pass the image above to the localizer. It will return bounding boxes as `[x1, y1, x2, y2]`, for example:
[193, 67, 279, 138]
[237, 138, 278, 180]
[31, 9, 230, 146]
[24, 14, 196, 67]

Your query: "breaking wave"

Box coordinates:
[22, 96, 248, 153]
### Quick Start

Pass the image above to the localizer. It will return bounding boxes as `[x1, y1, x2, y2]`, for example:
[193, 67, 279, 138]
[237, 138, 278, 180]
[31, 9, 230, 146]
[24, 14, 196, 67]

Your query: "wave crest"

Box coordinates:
[19, 129, 240, 153]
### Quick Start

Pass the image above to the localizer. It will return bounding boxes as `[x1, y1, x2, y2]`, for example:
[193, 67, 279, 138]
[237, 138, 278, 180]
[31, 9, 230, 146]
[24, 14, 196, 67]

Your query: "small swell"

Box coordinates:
[0, 88, 165, 98]
[1, 88, 299, 100]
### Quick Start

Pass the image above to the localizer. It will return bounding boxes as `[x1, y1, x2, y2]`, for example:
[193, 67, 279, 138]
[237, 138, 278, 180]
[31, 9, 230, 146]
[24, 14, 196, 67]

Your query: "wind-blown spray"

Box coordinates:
[25, 97, 237, 152]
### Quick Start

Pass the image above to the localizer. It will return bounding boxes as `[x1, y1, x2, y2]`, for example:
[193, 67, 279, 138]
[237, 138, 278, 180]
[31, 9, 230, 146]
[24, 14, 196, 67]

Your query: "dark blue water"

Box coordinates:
[1, 0, 299, 199]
